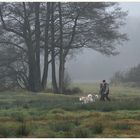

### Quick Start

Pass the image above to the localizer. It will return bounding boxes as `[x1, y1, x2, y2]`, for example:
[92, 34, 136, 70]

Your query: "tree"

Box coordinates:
[41, 2, 51, 90]
[56, 2, 128, 93]
[0, 2, 128, 92]
[0, 2, 50, 92]
[111, 64, 140, 86]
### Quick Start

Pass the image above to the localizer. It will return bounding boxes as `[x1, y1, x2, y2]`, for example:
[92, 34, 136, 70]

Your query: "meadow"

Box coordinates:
[0, 83, 140, 138]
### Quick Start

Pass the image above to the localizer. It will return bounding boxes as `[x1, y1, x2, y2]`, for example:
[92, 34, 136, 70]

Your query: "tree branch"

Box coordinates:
[0, 7, 24, 37]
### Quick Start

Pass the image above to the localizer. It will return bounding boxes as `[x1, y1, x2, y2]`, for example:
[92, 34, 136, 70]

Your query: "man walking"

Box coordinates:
[100, 80, 110, 101]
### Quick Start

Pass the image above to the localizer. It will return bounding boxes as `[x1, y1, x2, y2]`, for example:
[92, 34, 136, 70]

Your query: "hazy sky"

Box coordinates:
[66, 2, 140, 82]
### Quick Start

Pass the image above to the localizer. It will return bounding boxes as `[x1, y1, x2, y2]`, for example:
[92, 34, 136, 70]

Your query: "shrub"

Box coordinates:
[64, 87, 82, 95]
[72, 87, 82, 94]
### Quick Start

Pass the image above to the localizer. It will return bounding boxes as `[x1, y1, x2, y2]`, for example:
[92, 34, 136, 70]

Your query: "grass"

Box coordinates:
[0, 83, 140, 137]
[114, 123, 131, 130]
[90, 122, 104, 134]
[16, 121, 31, 137]
[74, 127, 91, 138]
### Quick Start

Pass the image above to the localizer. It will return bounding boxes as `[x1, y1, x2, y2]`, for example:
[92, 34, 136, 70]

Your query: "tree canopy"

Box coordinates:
[0, 2, 128, 92]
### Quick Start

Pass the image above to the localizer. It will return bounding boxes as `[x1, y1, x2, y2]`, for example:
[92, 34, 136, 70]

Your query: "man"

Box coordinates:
[100, 80, 110, 101]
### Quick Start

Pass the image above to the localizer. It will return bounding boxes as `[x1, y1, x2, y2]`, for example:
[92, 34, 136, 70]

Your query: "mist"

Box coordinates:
[66, 3, 140, 83]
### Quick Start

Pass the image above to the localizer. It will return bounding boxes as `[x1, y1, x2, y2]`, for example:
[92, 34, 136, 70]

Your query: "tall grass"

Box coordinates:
[90, 122, 104, 134]
[74, 127, 91, 138]
[48, 121, 75, 132]
[16, 122, 30, 137]
[114, 123, 131, 130]
[0, 126, 14, 138]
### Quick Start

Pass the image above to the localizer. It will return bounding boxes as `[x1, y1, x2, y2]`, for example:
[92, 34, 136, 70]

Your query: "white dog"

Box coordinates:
[79, 96, 89, 104]
[93, 94, 99, 99]
[79, 94, 99, 104]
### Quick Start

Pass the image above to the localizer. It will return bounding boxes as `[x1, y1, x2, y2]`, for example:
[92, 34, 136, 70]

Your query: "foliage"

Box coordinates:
[0, 2, 128, 92]
[111, 64, 140, 86]
[64, 87, 82, 95]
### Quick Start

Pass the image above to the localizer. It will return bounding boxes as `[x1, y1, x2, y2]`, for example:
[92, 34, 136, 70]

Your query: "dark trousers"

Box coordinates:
[100, 93, 110, 101]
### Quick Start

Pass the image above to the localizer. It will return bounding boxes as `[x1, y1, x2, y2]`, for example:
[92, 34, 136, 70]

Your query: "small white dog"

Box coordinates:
[93, 94, 99, 99]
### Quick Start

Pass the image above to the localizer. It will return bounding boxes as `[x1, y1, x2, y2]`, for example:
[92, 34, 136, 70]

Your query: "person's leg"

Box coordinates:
[100, 94, 104, 101]
[106, 94, 111, 101]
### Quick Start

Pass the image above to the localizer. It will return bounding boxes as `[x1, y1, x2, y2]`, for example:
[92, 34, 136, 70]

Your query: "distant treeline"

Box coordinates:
[111, 64, 140, 86]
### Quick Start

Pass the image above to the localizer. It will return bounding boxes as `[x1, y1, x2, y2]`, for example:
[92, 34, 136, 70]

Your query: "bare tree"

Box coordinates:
[41, 2, 51, 90]
[0, 2, 128, 93]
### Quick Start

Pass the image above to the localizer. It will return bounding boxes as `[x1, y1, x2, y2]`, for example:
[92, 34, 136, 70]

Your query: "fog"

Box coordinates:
[66, 3, 140, 83]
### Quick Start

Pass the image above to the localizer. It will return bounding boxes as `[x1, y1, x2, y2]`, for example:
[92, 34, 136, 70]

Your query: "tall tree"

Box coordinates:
[58, 2, 64, 93]
[42, 2, 51, 90]
[56, 2, 128, 93]
[34, 2, 42, 91]
[0, 2, 128, 92]
[50, 3, 59, 93]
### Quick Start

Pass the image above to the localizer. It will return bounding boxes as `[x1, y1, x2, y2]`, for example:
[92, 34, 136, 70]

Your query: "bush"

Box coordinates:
[64, 87, 82, 95]
[72, 87, 82, 93]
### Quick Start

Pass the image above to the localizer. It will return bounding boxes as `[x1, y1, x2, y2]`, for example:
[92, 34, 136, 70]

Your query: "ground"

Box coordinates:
[0, 83, 140, 138]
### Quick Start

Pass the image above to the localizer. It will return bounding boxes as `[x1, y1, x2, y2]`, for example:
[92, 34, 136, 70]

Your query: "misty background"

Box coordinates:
[63, 2, 140, 83]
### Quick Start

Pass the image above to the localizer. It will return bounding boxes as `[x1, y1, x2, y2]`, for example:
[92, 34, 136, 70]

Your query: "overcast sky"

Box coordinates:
[66, 2, 140, 83]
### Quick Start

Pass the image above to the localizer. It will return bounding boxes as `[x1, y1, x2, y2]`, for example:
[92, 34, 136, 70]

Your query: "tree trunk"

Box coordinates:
[50, 3, 58, 93]
[23, 2, 36, 91]
[58, 2, 64, 94]
[42, 2, 51, 90]
[23, 2, 41, 92]
[34, 2, 42, 91]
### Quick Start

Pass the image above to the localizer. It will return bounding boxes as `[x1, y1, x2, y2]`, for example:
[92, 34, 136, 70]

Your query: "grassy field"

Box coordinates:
[0, 83, 140, 138]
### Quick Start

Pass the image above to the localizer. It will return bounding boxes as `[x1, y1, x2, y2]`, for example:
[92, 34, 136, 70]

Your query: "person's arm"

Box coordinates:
[99, 83, 102, 94]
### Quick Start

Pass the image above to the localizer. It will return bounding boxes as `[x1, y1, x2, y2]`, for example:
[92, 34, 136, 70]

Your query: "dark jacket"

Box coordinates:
[100, 82, 109, 95]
